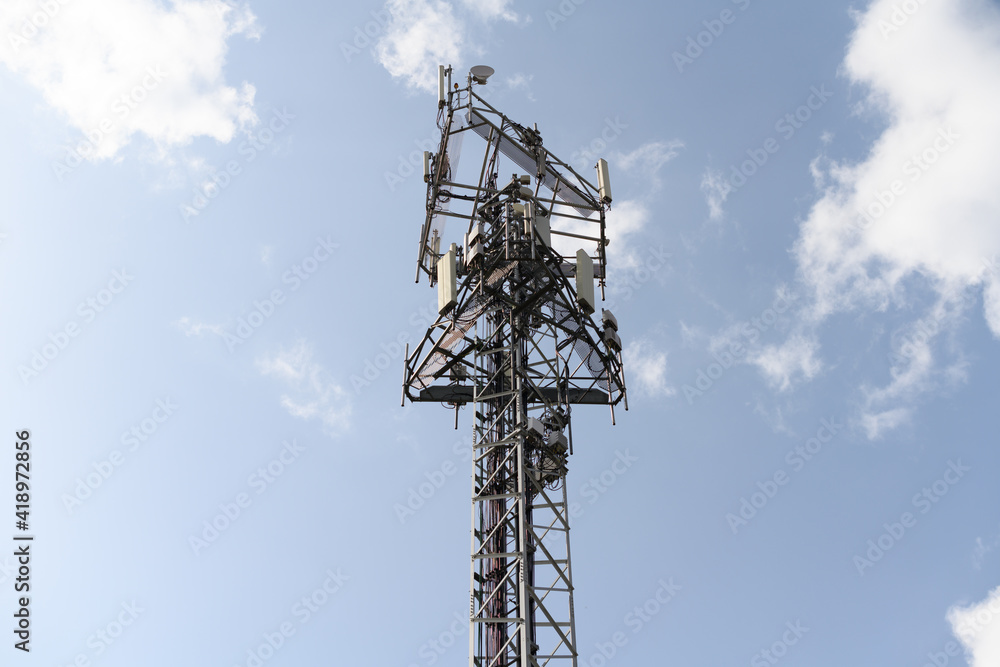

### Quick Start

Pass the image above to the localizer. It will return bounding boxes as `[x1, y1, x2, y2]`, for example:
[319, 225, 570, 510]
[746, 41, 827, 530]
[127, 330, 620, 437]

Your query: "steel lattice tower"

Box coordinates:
[403, 65, 627, 667]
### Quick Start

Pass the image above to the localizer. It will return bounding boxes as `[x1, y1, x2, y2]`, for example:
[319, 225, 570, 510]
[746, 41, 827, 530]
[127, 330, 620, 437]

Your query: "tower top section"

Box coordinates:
[416, 64, 613, 289]
[404, 64, 627, 417]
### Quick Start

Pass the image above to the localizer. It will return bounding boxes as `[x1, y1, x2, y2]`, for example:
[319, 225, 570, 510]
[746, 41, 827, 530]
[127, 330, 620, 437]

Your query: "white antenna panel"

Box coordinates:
[438, 245, 457, 315]
[438, 65, 446, 107]
[575, 249, 595, 314]
[596, 158, 612, 204]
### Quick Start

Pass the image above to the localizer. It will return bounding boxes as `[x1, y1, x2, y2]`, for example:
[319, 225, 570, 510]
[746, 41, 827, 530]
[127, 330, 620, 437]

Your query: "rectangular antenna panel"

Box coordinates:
[438, 246, 457, 315]
[576, 249, 595, 314]
[597, 158, 612, 204]
[603, 328, 622, 352]
[529, 203, 551, 247]
[470, 222, 484, 245]
[467, 242, 483, 266]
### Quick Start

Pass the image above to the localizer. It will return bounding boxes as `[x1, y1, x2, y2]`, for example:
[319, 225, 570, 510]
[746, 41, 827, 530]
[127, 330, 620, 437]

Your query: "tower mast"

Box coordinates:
[403, 65, 627, 667]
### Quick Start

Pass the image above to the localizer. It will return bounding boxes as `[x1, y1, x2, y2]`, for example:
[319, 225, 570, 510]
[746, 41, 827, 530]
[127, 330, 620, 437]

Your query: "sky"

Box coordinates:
[1, 0, 999, 665]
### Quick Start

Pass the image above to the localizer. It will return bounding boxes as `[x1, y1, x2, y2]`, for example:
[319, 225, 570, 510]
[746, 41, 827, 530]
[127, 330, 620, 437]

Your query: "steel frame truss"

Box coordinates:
[403, 66, 627, 667]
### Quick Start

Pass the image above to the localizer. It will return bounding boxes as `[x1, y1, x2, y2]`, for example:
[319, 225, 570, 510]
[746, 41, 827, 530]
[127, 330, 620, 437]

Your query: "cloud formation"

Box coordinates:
[748, 334, 822, 393]
[700, 167, 730, 221]
[797, 0, 1000, 324]
[601, 141, 682, 270]
[948, 586, 1000, 667]
[374, 0, 519, 92]
[774, 0, 1000, 432]
[175, 316, 225, 338]
[613, 140, 683, 192]
[257, 340, 352, 436]
[623, 339, 675, 399]
[0, 0, 260, 162]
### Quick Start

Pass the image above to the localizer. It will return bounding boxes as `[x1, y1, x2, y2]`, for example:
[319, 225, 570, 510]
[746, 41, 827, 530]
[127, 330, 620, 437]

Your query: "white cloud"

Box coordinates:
[0, 0, 261, 162]
[374, 0, 524, 93]
[374, 0, 465, 93]
[458, 0, 519, 22]
[260, 245, 274, 268]
[973, 532, 1000, 570]
[504, 72, 535, 101]
[794, 0, 1000, 324]
[985, 272, 1000, 336]
[548, 197, 650, 274]
[174, 316, 225, 338]
[257, 340, 352, 436]
[859, 407, 911, 440]
[751, 400, 793, 436]
[605, 199, 651, 270]
[748, 334, 822, 392]
[700, 167, 731, 220]
[948, 585, 1000, 666]
[857, 297, 970, 431]
[623, 339, 675, 399]
[554, 140, 681, 271]
[773, 0, 1000, 434]
[613, 140, 683, 192]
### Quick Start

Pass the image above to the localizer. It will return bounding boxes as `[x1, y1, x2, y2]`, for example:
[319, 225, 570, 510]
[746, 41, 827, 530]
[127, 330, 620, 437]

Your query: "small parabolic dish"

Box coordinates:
[470, 65, 495, 84]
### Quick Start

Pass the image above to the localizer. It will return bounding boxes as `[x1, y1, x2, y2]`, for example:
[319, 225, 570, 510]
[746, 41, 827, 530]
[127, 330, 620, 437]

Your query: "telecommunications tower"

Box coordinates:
[402, 64, 628, 667]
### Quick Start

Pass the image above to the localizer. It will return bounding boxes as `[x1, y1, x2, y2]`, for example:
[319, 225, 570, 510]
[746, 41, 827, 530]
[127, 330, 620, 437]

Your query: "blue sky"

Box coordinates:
[1, 0, 999, 665]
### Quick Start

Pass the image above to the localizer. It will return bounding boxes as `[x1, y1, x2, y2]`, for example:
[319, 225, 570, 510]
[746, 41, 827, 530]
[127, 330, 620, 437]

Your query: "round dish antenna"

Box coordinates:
[470, 65, 495, 84]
